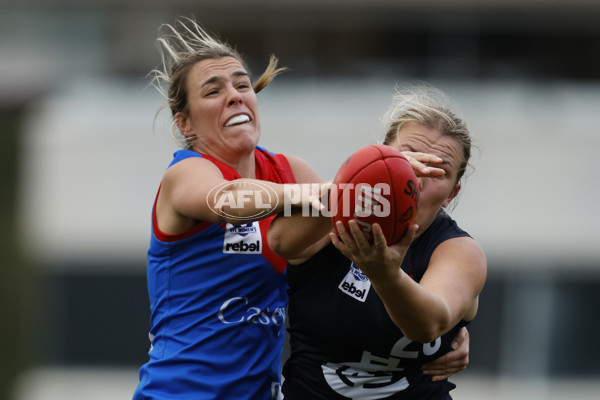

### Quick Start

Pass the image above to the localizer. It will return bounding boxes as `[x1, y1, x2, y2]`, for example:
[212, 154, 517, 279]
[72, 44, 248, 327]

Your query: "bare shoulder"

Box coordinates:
[158, 156, 228, 225]
[436, 236, 486, 263]
[422, 236, 487, 326]
[162, 155, 223, 185]
[429, 236, 487, 282]
[282, 154, 323, 183]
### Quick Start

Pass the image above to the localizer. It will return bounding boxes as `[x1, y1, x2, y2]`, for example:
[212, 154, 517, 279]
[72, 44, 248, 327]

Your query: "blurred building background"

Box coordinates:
[1, 0, 600, 399]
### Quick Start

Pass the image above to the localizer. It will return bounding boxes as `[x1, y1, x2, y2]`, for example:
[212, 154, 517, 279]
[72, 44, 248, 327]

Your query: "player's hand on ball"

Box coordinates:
[330, 220, 417, 283]
[330, 145, 418, 245]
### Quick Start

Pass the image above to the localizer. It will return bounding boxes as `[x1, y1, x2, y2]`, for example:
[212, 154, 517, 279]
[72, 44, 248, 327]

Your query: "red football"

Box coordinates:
[329, 144, 419, 245]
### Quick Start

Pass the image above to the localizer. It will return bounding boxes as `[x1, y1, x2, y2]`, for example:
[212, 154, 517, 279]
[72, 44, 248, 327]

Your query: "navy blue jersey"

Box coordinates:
[283, 210, 470, 400]
[134, 147, 295, 400]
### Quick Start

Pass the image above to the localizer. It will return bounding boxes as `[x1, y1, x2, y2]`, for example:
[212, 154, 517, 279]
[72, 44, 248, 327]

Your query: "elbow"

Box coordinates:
[267, 224, 305, 260]
[399, 315, 452, 344]
[267, 219, 293, 259]
[403, 326, 445, 344]
[267, 228, 285, 258]
[268, 232, 298, 260]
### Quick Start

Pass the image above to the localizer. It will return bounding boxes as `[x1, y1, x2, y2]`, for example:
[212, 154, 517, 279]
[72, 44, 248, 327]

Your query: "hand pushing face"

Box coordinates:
[391, 121, 463, 233]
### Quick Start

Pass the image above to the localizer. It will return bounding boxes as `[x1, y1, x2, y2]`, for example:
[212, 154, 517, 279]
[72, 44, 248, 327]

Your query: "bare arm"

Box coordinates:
[268, 208, 332, 261]
[331, 220, 487, 343]
[267, 150, 445, 262]
[266, 154, 334, 261]
[156, 155, 327, 234]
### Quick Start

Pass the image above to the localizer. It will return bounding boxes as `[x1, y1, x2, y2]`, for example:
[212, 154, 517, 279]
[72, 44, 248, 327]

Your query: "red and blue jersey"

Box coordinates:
[134, 147, 295, 400]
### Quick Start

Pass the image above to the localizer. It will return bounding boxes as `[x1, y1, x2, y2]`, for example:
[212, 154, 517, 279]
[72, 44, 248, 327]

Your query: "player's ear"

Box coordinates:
[443, 183, 461, 208]
[175, 112, 195, 138]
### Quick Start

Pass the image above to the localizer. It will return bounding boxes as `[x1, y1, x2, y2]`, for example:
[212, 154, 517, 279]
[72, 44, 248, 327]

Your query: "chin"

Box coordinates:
[233, 133, 260, 152]
[245, 130, 261, 147]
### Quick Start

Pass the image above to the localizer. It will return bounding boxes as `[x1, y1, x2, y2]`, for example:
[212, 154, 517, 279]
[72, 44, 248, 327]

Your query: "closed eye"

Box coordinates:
[203, 85, 223, 96]
[236, 80, 251, 90]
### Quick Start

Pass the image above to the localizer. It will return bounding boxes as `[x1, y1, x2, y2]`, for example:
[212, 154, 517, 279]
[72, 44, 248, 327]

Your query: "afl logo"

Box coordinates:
[207, 181, 279, 221]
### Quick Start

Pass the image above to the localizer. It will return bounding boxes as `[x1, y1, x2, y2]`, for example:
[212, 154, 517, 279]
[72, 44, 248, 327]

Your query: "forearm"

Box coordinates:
[217, 180, 322, 224]
[370, 271, 452, 343]
[268, 208, 332, 259]
[330, 221, 478, 343]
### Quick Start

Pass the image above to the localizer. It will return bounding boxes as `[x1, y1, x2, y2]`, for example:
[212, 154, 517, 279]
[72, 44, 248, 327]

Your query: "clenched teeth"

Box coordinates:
[225, 114, 250, 127]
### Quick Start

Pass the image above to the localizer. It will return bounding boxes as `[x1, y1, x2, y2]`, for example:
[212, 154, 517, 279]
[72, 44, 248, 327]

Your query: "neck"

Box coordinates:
[194, 145, 256, 178]
[414, 209, 440, 240]
[227, 153, 256, 178]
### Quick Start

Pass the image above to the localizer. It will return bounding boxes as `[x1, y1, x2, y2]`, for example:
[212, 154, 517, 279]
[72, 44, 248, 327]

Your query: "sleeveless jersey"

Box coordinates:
[282, 210, 471, 400]
[133, 146, 295, 400]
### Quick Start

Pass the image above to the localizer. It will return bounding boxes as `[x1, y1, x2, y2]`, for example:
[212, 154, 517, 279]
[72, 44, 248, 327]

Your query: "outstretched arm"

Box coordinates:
[157, 153, 328, 232]
[331, 220, 486, 343]
[268, 150, 447, 263]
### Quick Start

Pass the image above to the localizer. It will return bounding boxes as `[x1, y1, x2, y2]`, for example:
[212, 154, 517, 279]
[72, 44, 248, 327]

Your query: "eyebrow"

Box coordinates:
[202, 71, 250, 87]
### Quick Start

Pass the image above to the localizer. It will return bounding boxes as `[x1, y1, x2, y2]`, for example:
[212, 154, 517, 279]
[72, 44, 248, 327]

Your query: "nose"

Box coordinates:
[227, 86, 243, 106]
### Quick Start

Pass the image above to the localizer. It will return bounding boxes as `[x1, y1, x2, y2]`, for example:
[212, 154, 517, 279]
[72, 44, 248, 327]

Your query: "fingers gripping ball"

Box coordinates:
[330, 144, 419, 245]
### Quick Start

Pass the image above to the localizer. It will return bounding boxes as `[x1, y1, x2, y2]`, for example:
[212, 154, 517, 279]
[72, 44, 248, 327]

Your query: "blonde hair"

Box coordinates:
[149, 17, 287, 148]
[382, 84, 472, 184]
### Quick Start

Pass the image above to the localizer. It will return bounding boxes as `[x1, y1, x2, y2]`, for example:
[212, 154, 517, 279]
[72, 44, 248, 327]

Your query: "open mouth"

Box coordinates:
[225, 114, 250, 127]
